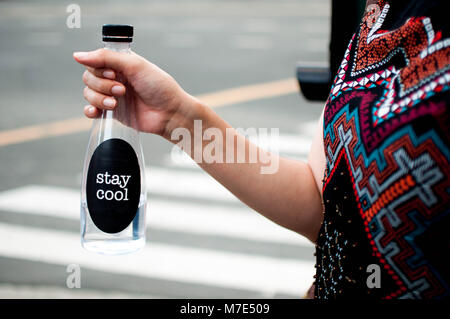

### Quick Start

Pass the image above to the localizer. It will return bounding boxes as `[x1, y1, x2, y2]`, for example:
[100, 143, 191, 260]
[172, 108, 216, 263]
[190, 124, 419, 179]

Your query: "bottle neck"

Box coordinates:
[103, 41, 131, 53]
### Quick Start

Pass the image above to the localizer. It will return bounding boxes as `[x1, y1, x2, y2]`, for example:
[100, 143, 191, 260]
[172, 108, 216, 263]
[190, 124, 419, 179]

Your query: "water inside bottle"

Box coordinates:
[80, 195, 146, 255]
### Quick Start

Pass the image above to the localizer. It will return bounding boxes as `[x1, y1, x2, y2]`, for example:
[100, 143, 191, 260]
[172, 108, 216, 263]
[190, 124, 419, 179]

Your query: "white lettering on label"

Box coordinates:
[95, 172, 131, 201]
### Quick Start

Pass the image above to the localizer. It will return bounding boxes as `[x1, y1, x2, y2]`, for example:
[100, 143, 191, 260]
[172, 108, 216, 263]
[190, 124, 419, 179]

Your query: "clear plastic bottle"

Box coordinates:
[80, 25, 147, 255]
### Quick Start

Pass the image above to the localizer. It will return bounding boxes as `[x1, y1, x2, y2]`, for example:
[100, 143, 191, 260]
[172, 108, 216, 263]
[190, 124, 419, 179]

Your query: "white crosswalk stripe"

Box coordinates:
[0, 184, 311, 246]
[0, 223, 314, 297]
[146, 166, 238, 202]
[0, 131, 317, 298]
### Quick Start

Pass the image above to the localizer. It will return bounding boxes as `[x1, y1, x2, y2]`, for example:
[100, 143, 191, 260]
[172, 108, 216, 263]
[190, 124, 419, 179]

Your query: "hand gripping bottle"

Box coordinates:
[80, 25, 147, 255]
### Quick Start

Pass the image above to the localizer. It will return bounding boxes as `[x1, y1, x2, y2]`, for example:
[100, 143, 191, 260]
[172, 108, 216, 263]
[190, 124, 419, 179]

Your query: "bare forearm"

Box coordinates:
[165, 98, 323, 241]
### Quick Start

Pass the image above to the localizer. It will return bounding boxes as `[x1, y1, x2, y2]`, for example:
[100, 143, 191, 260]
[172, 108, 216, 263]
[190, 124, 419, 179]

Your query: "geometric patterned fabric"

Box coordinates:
[314, 0, 450, 299]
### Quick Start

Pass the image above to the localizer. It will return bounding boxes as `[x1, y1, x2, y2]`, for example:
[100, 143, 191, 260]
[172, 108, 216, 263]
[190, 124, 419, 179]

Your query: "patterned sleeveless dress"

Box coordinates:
[314, 0, 449, 299]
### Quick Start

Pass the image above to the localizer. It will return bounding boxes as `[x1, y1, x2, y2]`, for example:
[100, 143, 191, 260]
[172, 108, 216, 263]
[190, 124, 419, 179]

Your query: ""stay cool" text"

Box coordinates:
[95, 172, 132, 201]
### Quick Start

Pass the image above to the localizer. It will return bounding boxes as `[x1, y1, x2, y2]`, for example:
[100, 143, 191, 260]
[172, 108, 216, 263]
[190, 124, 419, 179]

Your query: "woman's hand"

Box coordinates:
[73, 48, 200, 138]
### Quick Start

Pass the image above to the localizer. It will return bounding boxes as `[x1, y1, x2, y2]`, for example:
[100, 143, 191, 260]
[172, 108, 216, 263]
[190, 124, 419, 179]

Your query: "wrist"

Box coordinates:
[162, 93, 206, 143]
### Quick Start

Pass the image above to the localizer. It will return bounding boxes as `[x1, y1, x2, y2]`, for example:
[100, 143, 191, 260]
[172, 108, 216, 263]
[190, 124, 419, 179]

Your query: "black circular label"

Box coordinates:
[86, 138, 141, 233]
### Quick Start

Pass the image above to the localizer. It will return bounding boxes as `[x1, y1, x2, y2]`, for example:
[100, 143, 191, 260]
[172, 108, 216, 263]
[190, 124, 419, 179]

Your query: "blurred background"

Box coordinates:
[0, 0, 330, 298]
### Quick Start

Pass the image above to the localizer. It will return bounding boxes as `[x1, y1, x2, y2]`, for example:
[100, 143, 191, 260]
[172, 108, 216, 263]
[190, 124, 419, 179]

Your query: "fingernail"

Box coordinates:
[73, 52, 88, 59]
[111, 85, 125, 95]
[88, 106, 96, 114]
[103, 97, 116, 108]
[103, 70, 115, 79]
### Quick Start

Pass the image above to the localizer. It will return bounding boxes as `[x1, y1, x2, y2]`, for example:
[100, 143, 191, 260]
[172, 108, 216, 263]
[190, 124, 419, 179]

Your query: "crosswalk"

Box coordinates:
[0, 127, 318, 298]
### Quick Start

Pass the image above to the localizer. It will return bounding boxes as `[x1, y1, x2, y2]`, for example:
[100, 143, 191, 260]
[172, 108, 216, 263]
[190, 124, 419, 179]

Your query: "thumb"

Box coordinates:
[73, 48, 140, 74]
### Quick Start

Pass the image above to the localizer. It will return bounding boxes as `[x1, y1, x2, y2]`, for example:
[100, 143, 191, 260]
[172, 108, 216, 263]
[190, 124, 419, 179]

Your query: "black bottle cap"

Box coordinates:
[102, 24, 133, 42]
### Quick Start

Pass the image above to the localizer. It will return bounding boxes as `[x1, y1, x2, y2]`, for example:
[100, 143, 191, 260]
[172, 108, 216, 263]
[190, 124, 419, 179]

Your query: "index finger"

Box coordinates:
[73, 49, 136, 73]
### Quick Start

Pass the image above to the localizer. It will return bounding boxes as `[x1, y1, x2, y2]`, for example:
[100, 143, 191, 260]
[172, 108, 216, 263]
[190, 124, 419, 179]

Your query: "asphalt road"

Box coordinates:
[0, 0, 329, 298]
